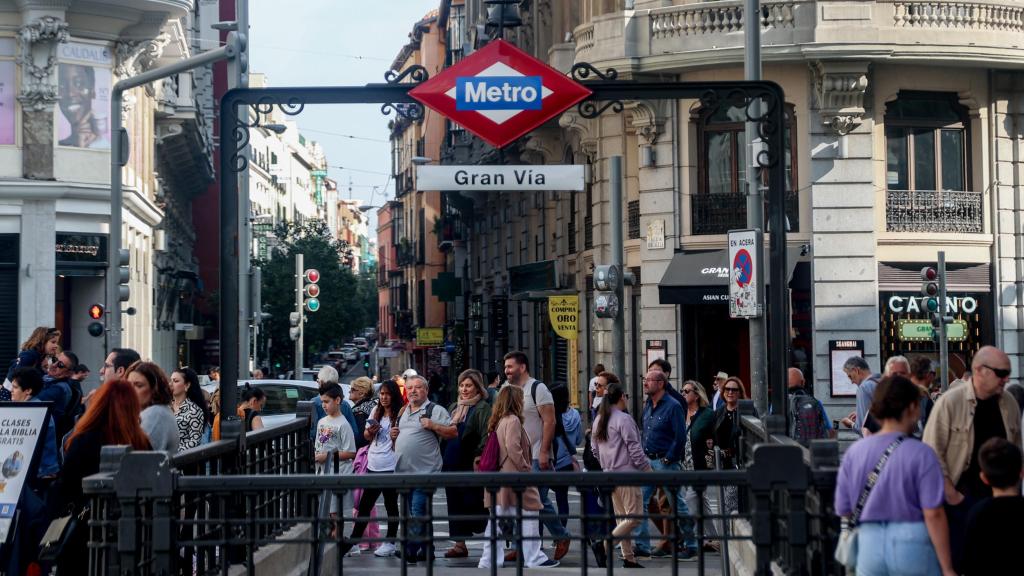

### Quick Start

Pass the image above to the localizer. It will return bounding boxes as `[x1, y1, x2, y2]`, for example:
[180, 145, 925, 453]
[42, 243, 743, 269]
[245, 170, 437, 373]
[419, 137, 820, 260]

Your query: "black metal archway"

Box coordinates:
[216, 63, 790, 438]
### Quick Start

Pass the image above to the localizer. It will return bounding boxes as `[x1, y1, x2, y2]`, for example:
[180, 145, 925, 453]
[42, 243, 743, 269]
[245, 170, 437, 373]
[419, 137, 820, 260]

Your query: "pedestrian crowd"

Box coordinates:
[3, 329, 1022, 575]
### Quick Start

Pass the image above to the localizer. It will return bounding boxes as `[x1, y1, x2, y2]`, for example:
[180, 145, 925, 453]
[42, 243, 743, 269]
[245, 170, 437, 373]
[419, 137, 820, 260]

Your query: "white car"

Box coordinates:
[340, 347, 359, 362]
[202, 379, 351, 429]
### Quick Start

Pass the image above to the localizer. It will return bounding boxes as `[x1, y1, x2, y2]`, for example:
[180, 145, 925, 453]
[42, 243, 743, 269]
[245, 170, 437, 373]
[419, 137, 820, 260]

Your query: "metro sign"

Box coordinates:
[409, 39, 592, 149]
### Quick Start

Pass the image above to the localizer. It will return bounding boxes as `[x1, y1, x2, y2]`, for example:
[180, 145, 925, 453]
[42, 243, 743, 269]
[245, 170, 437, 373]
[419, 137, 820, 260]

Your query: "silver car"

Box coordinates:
[203, 379, 351, 430]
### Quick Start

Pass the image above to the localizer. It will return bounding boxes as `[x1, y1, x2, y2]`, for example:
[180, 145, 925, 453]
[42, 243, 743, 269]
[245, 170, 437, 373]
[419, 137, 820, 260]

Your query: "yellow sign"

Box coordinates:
[416, 327, 444, 347]
[548, 295, 579, 340]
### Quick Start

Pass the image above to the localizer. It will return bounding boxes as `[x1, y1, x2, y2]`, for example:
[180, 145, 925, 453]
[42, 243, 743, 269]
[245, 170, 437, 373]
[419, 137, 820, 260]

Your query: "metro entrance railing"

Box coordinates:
[81, 404, 842, 576]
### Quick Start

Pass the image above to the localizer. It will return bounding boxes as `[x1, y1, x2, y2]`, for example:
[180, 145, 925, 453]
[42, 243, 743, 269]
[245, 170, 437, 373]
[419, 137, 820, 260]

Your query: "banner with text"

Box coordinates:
[548, 295, 579, 340]
[0, 403, 50, 541]
[417, 165, 584, 191]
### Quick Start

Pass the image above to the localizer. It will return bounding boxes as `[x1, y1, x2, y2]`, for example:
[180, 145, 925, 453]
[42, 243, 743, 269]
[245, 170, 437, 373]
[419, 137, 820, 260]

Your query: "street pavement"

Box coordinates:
[331, 489, 725, 575]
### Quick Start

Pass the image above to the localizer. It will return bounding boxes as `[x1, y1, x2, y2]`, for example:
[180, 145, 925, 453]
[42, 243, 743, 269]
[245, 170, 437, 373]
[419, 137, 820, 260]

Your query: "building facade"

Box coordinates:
[418, 0, 1024, 415]
[0, 0, 215, 380]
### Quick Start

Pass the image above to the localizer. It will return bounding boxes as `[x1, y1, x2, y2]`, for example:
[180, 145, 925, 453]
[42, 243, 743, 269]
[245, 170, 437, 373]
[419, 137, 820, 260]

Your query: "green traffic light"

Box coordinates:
[925, 298, 939, 312]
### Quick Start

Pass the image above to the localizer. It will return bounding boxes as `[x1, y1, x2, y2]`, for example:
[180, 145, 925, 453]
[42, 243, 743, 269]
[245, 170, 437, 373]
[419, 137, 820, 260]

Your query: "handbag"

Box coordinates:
[38, 505, 90, 562]
[834, 435, 905, 569]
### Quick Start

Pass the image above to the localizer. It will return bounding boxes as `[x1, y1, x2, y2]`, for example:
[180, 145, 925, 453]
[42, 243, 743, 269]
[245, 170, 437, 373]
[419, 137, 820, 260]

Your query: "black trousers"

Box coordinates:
[349, 471, 400, 541]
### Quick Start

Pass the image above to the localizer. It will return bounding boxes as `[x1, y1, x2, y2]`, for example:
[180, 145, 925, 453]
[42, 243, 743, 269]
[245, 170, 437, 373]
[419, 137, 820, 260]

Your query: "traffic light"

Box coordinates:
[921, 266, 941, 328]
[593, 264, 621, 319]
[117, 248, 130, 302]
[304, 268, 320, 313]
[87, 303, 104, 337]
[289, 311, 301, 341]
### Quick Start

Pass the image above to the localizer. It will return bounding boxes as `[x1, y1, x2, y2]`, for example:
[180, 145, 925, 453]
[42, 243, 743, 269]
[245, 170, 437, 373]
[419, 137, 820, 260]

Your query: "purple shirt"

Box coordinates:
[835, 432, 945, 523]
[592, 408, 653, 473]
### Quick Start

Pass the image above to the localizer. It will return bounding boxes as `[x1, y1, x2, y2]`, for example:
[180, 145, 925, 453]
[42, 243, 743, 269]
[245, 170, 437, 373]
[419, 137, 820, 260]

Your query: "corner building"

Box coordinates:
[397, 1, 1024, 417]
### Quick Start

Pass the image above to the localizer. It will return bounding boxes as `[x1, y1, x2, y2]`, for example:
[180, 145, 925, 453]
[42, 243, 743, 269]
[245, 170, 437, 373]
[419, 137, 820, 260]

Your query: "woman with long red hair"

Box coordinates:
[49, 379, 150, 573]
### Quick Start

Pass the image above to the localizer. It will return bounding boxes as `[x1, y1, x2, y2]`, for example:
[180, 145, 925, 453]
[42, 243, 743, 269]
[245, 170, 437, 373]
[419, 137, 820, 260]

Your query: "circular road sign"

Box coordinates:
[733, 249, 753, 287]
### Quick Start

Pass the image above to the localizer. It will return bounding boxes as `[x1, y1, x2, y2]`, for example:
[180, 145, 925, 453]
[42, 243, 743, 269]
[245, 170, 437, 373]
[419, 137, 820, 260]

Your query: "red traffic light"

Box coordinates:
[88, 304, 104, 319]
[921, 266, 938, 281]
[304, 269, 320, 284]
[304, 284, 321, 298]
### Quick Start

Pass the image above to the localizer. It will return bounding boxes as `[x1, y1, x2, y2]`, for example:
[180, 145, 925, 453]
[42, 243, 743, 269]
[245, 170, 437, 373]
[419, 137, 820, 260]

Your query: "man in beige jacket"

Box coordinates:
[922, 345, 1021, 571]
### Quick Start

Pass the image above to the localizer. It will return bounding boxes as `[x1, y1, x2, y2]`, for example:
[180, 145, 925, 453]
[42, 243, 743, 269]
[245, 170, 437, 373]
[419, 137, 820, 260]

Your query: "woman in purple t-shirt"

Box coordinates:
[835, 375, 956, 576]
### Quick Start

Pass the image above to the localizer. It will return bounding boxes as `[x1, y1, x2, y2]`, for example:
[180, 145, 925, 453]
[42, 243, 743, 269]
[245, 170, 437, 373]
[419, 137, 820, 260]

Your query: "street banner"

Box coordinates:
[417, 165, 584, 191]
[416, 327, 444, 347]
[728, 229, 762, 319]
[0, 403, 51, 541]
[56, 42, 113, 150]
[548, 295, 578, 340]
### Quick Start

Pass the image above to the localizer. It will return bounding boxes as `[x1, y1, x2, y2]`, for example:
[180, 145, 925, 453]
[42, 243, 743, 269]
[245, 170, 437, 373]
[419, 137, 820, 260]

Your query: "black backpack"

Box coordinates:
[789, 391, 827, 445]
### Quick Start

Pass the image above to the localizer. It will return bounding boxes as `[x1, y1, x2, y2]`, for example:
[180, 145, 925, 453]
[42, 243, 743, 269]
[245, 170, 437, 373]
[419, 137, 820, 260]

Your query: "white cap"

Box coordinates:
[402, 368, 418, 378]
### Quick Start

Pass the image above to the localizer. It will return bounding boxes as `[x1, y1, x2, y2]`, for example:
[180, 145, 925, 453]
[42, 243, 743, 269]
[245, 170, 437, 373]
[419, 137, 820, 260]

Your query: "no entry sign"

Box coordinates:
[409, 40, 592, 149]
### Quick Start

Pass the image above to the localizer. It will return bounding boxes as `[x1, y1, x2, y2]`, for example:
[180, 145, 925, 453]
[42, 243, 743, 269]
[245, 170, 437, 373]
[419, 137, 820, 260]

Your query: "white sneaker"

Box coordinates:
[344, 547, 361, 557]
[374, 543, 397, 557]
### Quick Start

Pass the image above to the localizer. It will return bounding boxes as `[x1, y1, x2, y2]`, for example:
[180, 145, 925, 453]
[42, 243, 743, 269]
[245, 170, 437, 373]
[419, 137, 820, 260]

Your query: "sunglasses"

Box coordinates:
[723, 387, 742, 393]
[982, 365, 1012, 379]
[54, 361, 67, 369]
[682, 388, 695, 395]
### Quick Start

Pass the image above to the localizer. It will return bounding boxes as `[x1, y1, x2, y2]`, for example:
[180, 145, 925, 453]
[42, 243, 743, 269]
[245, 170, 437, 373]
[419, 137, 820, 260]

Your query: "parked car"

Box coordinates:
[353, 337, 369, 351]
[200, 379, 351, 430]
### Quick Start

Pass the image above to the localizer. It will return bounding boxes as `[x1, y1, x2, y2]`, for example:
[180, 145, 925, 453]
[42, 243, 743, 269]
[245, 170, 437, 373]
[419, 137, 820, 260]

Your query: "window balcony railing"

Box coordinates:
[690, 191, 800, 236]
[885, 189, 983, 233]
[584, 215, 594, 249]
[628, 200, 640, 240]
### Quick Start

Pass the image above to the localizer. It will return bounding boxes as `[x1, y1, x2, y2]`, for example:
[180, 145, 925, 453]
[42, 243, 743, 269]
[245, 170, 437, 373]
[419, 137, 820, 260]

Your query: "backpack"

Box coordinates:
[789, 391, 827, 445]
[399, 401, 441, 444]
[478, 430, 501, 472]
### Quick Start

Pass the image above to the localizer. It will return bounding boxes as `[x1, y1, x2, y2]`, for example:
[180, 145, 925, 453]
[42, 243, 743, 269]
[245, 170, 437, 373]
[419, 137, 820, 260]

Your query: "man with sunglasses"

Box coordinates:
[36, 350, 82, 441]
[923, 345, 1022, 572]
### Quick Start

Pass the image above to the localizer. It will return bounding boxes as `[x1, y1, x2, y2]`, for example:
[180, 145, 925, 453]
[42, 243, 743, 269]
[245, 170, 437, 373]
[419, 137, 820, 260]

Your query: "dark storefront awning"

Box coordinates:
[658, 247, 804, 306]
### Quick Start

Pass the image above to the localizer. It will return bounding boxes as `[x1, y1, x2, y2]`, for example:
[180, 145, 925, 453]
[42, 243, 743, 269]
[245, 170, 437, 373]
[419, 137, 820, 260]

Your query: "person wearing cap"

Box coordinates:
[711, 372, 728, 411]
[397, 368, 417, 402]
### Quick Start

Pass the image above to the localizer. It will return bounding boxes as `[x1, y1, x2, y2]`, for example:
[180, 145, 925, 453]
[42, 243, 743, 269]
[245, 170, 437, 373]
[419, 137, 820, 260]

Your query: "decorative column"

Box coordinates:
[17, 15, 67, 179]
[808, 61, 877, 408]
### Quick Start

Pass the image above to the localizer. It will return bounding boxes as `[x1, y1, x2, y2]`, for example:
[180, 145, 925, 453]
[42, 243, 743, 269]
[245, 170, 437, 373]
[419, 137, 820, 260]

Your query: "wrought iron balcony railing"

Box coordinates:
[628, 200, 640, 240]
[690, 191, 800, 236]
[885, 189, 983, 233]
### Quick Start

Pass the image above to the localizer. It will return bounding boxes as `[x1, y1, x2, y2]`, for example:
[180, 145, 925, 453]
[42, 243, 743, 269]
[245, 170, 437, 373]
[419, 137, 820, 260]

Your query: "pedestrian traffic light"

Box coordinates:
[117, 248, 131, 302]
[304, 268, 320, 314]
[289, 311, 301, 341]
[87, 303, 105, 337]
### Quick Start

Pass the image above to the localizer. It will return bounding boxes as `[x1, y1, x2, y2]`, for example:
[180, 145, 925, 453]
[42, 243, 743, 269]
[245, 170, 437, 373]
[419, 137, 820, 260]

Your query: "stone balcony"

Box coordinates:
[574, 0, 1024, 72]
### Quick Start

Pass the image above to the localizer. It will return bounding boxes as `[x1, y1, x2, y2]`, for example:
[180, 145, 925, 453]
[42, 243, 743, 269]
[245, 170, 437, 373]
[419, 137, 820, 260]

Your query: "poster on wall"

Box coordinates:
[0, 403, 50, 542]
[0, 60, 15, 145]
[56, 42, 112, 149]
[829, 340, 864, 398]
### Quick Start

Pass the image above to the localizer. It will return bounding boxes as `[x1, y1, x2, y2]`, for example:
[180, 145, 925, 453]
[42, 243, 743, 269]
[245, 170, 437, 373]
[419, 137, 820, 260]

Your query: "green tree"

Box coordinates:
[256, 220, 376, 371]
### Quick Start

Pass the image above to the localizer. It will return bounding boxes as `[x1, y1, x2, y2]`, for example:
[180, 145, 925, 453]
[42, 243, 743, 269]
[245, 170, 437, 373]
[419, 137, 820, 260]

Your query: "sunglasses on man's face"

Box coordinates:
[982, 365, 1012, 379]
[54, 361, 67, 369]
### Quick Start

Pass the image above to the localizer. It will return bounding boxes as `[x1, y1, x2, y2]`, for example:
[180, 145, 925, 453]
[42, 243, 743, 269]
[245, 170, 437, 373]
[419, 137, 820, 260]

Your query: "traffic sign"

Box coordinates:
[728, 229, 762, 319]
[409, 39, 592, 149]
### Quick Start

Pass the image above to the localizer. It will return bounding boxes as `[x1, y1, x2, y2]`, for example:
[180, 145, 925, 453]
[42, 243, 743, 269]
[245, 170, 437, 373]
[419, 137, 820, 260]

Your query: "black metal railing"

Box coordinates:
[584, 215, 594, 249]
[885, 189, 983, 233]
[84, 424, 839, 576]
[628, 200, 640, 240]
[691, 191, 800, 235]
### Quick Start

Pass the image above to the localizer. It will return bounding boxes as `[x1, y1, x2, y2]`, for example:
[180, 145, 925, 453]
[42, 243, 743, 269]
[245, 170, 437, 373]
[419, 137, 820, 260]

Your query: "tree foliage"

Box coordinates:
[256, 219, 376, 371]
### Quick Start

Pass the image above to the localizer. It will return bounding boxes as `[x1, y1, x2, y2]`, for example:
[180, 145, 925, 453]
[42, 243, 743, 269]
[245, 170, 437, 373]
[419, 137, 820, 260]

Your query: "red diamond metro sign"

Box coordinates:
[409, 39, 592, 149]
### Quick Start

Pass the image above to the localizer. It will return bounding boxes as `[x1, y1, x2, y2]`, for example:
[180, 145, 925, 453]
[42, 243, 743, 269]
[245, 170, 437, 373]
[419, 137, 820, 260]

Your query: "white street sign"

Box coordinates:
[728, 228, 763, 319]
[416, 165, 584, 191]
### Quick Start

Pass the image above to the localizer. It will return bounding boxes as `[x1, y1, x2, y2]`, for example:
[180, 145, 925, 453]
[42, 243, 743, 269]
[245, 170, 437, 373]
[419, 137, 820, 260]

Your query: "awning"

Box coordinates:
[658, 247, 805, 306]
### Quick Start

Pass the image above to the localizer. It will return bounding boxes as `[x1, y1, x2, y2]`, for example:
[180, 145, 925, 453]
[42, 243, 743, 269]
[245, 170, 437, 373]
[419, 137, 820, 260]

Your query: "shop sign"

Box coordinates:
[0, 403, 50, 541]
[416, 327, 444, 347]
[416, 165, 584, 191]
[887, 295, 978, 314]
[898, 319, 968, 342]
[55, 233, 107, 264]
[548, 295, 578, 340]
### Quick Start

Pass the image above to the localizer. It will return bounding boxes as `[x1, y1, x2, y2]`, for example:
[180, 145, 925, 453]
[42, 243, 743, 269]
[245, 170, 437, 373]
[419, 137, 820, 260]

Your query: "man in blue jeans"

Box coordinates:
[634, 369, 698, 560]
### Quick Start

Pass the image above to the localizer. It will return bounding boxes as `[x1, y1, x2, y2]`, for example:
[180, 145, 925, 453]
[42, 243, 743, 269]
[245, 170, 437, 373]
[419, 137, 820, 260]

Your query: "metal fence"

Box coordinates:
[81, 403, 841, 576]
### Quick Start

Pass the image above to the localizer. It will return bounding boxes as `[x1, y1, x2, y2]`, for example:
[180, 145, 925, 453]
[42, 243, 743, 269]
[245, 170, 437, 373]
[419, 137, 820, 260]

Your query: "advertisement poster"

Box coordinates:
[56, 42, 112, 149]
[0, 61, 15, 145]
[0, 404, 50, 541]
[547, 295, 578, 340]
[829, 340, 865, 398]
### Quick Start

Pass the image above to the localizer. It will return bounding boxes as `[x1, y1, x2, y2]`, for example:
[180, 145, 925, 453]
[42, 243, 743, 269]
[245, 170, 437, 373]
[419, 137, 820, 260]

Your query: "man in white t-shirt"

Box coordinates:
[587, 363, 605, 410]
[504, 351, 572, 561]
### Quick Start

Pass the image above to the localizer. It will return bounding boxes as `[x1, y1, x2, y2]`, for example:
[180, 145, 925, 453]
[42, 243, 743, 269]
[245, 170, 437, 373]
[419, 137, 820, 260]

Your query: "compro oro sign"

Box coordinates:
[548, 295, 579, 340]
[728, 229, 762, 319]
[416, 165, 584, 191]
[416, 327, 444, 347]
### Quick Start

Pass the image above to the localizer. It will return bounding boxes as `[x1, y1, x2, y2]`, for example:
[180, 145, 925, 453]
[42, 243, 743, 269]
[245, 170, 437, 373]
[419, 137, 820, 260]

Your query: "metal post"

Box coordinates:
[745, 0, 768, 417]
[108, 40, 239, 348]
[610, 156, 626, 393]
[295, 252, 304, 375]
[938, 251, 950, 391]
[235, 0, 252, 377]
